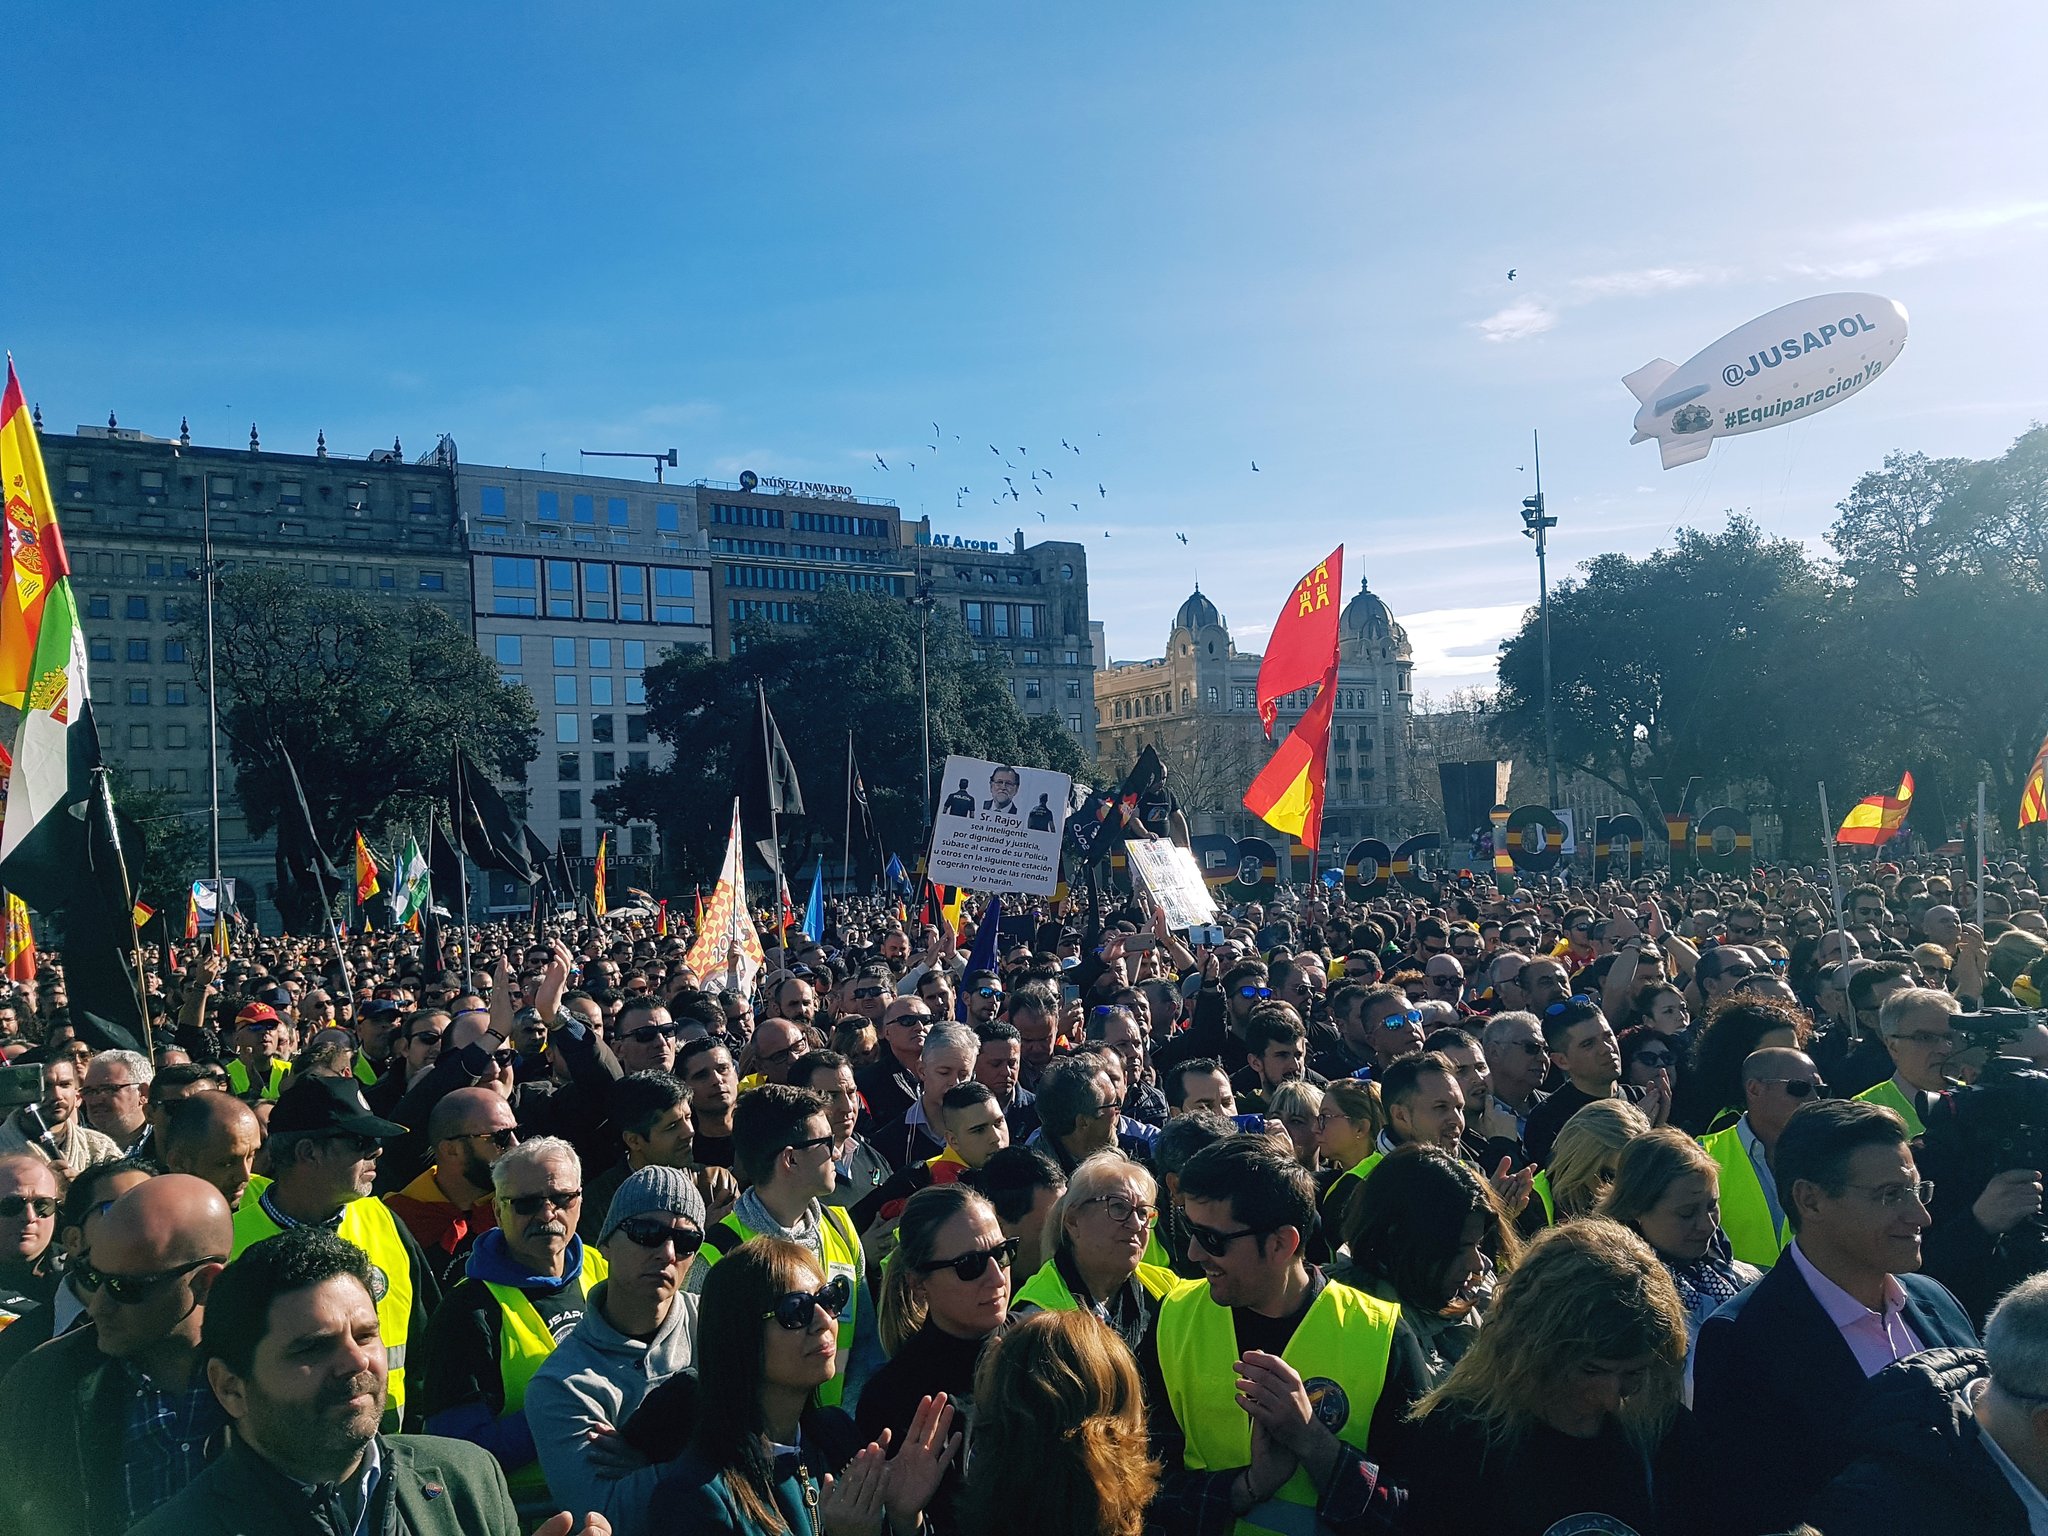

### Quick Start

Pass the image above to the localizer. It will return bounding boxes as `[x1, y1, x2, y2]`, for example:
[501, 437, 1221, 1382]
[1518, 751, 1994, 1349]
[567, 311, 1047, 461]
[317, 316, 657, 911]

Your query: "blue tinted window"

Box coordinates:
[573, 495, 595, 525]
[607, 497, 629, 527]
[495, 635, 522, 665]
[480, 486, 507, 520]
[656, 502, 680, 532]
[537, 492, 559, 521]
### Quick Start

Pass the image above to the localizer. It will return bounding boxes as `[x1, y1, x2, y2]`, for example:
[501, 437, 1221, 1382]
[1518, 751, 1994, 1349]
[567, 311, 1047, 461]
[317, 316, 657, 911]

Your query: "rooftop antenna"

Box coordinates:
[578, 447, 679, 483]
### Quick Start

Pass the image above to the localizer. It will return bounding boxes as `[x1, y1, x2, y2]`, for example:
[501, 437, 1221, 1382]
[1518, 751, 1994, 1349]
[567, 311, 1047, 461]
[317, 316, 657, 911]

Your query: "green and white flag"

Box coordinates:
[0, 554, 96, 902]
[394, 835, 430, 924]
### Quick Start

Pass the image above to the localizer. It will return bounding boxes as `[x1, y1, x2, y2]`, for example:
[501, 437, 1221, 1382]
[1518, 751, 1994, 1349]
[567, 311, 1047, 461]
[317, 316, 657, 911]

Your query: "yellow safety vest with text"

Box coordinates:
[702, 1203, 863, 1407]
[1157, 1277, 1399, 1536]
[484, 1244, 610, 1500]
[1699, 1122, 1790, 1267]
[232, 1194, 415, 1423]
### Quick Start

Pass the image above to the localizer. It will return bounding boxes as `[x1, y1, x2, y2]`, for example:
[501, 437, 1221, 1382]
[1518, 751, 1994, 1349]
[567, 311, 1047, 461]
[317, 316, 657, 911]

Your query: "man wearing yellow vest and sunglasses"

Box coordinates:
[1139, 1135, 1424, 1534]
[229, 1074, 439, 1432]
[414, 1135, 605, 1519]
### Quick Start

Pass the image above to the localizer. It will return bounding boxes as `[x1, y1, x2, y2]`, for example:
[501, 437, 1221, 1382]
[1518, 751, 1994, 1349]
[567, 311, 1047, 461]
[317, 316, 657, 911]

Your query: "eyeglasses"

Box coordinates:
[74, 1254, 226, 1304]
[324, 1133, 383, 1159]
[81, 1083, 138, 1099]
[1185, 1220, 1274, 1257]
[1842, 1179, 1934, 1210]
[0, 1195, 56, 1220]
[460, 1128, 520, 1150]
[1451, 945, 1481, 958]
[1543, 995, 1596, 1016]
[852, 986, 888, 1000]
[887, 1014, 932, 1029]
[614, 1217, 706, 1254]
[1890, 1030, 1953, 1049]
[1079, 1194, 1155, 1227]
[1764, 1077, 1829, 1099]
[783, 1133, 836, 1155]
[1633, 1050, 1675, 1068]
[409, 1030, 445, 1048]
[625, 1025, 677, 1044]
[1236, 985, 1272, 1000]
[973, 987, 1004, 1000]
[916, 1237, 1020, 1281]
[504, 1188, 581, 1216]
[1375, 1008, 1424, 1029]
[765, 1274, 853, 1330]
[488, 1048, 519, 1068]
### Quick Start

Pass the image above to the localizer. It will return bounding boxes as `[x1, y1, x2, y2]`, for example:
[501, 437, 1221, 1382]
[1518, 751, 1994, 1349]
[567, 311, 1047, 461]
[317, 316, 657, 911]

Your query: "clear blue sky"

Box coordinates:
[10, 2, 2047, 694]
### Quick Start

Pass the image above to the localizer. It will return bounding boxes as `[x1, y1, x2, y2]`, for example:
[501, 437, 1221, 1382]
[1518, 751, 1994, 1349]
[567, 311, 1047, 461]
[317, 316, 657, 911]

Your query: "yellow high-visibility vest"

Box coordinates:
[1699, 1122, 1790, 1267]
[484, 1244, 610, 1500]
[702, 1203, 863, 1407]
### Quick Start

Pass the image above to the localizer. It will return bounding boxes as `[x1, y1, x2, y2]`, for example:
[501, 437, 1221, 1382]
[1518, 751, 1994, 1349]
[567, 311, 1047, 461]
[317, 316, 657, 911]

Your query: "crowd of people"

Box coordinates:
[2, 852, 2048, 1534]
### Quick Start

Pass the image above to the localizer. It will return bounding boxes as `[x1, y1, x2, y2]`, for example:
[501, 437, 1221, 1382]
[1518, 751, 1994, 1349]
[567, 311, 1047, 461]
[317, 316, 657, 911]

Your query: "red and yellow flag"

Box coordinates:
[656, 898, 669, 937]
[593, 834, 609, 917]
[2, 892, 32, 982]
[1836, 771, 1914, 846]
[185, 888, 199, 940]
[354, 830, 381, 903]
[1252, 546, 1343, 739]
[0, 360, 59, 710]
[1243, 668, 1339, 849]
[2021, 734, 2048, 830]
[131, 898, 154, 931]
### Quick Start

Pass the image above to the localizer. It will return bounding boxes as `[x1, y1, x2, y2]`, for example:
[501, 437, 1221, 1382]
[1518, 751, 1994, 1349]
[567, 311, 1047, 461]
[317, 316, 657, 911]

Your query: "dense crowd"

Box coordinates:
[2, 854, 2048, 1535]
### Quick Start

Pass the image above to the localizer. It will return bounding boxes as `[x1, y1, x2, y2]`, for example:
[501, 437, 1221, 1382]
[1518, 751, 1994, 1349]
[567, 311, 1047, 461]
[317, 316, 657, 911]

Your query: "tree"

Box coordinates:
[180, 569, 537, 929]
[598, 589, 1087, 882]
[110, 772, 208, 918]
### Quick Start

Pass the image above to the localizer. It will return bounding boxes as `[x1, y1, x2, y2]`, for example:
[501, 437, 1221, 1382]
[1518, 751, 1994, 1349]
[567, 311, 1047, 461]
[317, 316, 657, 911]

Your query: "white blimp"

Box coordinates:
[1625, 293, 1908, 468]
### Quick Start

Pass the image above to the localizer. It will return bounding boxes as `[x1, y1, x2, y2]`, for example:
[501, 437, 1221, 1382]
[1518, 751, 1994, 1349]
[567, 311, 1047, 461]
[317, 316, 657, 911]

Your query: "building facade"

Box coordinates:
[1093, 577, 1416, 845]
[48, 418, 471, 912]
[458, 466, 714, 903]
[699, 478, 911, 656]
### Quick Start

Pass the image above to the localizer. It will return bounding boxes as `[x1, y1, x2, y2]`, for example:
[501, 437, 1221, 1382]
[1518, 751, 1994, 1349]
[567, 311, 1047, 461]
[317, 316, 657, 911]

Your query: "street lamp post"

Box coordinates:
[910, 577, 935, 818]
[1520, 430, 1560, 811]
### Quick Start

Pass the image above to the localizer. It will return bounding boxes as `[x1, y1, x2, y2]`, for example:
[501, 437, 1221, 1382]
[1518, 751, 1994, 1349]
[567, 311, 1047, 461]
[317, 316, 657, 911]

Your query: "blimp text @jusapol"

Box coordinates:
[1721, 312, 1882, 387]
[1724, 359, 1884, 430]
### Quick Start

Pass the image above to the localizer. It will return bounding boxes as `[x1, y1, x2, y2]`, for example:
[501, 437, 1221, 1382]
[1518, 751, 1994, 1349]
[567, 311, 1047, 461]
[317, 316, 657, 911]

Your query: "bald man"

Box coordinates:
[384, 1086, 516, 1279]
[0, 1175, 233, 1536]
[1699, 1046, 1826, 1268]
[161, 1092, 264, 1211]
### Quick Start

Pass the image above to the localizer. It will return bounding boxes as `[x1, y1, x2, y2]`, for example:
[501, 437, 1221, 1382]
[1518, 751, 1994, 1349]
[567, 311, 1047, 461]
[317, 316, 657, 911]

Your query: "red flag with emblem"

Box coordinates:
[1252, 546, 1343, 739]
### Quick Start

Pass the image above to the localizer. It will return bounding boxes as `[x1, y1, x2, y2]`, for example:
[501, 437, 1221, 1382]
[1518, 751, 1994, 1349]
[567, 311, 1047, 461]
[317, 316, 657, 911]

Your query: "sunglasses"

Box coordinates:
[783, 1133, 836, 1155]
[625, 1025, 677, 1044]
[1633, 1050, 1675, 1068]
[614, 1216, 706, 1254]
[460, 1128, 520, 1150]
[1543, 995, 1596, 1016]
[1236, 985, 1272, 1000]
[488, 1048, 519, 1068]
[916, 1237, 1020, 1281]
[505, 1188, 581, 1216]
[0, 1195, 56, 1220]
[409, 1030, 445, 1048]
[1768, 1077, 1829, 1098]
[973, 987, 1004, 1000]
[74, 1254, 225, 1304]
[1185, 1220, 1274, 1257]
[765, 1274, 853, 1330]
[852, 986, 887, 1000]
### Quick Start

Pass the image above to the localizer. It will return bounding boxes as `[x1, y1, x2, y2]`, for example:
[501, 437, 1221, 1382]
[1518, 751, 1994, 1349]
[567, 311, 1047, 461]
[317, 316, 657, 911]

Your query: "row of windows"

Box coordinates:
[555, 825, 654, 857]
[1017, 678, 1084, 700]
[710, 502, 782, 528]
[787, 543, 895, 565]
[551, 712, 649, 745]
[962, 601, 1043, 640]
[729, 599, 811, 625]
[477, 486, 684, 533]
[555, 748, 651, 783]
[494, 635, 655, 671]
[64, 465, 440, 517]
[90, 637, 188, 664]
[543, 673, 647, 706]
[790, 511, 889, 537]
[488, 557, 701, 624]
[709, 537, 781, 557]
[112, 679, 191, 706]
[87, 595, 184, 623]
[722, 564, 902, 596]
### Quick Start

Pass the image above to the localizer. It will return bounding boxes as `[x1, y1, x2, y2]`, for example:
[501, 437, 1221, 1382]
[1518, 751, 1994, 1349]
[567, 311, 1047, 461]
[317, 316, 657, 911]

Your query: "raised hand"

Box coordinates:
[883, 1392, 961, 1532]
[820, 1440, 888, 1536]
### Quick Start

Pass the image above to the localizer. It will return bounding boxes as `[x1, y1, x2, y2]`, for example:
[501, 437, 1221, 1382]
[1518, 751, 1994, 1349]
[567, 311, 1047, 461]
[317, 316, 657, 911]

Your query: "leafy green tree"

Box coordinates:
[598, 589, 1086, 881]
[110, 773, 209, 918]
[179, 569, 537, 928]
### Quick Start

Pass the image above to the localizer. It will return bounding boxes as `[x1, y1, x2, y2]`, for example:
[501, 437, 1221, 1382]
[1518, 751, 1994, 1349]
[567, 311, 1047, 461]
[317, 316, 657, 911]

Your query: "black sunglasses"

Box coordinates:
[461, 1128, 519, 1150]
[505, 1188, 581, 1216]
[616, 1217, 705, 1254]
[625, 1025, 677, 1044]
[1185, 1220, 1274, 1257]
[1770, 1077, 1830, 1099]
[852, 986, 888, 1000]
[1633, 1049, 1675, 1068]
[916, 1237, 1019, 1281]
[75, 1254, 225, 1304]
[0, 1195, 56, 1220]
[765, 1274, 853, 1330]
[1236, 985, 1272, 1000]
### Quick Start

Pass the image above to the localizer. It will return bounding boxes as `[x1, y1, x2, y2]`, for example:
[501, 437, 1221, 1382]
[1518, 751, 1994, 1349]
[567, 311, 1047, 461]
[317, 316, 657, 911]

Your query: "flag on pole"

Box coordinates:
[1243, 674, 1339, 849]
[1243, 549, 1344, 851]
[0, 358, 60, 710]
[3, 892, 33, 982]
[2021, 734, 2048, 830]
[593, 834, 608, 918]
[955, 894, 1001, 1021]
[354, 831, 381, 902]
[1836, 772, 1915, 846]
[693, 885, 704, 930]
[685, 800, 764, 992]
[939, 885, 966, 940]
[131, 898, 154, 931]
[1252, 549, 1343, 739]
[656, 899, 669, 938]
[803, 859, 824, 942]
[393, 836, 431, 926]
[777, 872, 795, 935]
[184, 887, 199, 940]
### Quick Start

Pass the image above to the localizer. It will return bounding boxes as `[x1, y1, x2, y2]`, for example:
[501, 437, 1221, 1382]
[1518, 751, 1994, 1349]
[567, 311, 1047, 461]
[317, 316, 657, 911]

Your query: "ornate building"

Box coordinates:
[1093, 575, 1417, 842]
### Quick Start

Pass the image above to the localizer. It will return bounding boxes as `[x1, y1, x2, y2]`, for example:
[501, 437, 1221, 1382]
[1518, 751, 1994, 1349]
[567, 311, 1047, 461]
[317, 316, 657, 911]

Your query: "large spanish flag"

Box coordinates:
[1253, 547, 1343, 738]
[0, 359, 58, 710]
[1836, 772, 1914, 846]
[2021, 734, 2048, 830]
[1243, 668, 1338, 849]
[354, 830, 381, 903]
[593, 834, 609, 918]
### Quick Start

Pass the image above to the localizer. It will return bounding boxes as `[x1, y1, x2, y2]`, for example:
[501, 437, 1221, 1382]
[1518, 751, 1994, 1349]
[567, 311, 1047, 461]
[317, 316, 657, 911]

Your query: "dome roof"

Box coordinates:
[1174, 585, 1224, 635]
[1343, 575, 1410, 656]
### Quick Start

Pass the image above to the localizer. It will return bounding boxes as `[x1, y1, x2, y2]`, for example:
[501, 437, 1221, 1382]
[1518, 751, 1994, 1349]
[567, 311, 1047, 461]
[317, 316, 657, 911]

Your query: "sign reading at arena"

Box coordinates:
[1125, 841, 1220, 930]
[926, 754, 1070, 896]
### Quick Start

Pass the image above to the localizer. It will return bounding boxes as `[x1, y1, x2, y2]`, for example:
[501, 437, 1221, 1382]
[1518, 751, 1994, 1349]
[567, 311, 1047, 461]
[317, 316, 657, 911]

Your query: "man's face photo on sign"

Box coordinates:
[986, 766, 1022, 813]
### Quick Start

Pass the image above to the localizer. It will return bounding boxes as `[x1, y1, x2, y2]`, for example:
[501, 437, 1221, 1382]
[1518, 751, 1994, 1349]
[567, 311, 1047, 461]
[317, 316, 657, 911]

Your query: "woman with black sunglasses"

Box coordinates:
[856, 1184, 1011, 1532]
[662, 1237, 958, 1536]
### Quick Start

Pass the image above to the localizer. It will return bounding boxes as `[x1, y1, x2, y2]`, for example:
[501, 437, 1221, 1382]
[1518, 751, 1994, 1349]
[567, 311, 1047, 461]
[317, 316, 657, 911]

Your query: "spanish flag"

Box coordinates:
[2021, 733, 2048, 830]
[131, 898, 154, 931]
[1836, 772, 1914, 846]
[2, 892, 32, 982]
[0, 359, 58, 710]
[593, 834, 608, 918]
[354, 830, 380, 903]
[656, 899, 669, 937]
[185, 888, 199, 940]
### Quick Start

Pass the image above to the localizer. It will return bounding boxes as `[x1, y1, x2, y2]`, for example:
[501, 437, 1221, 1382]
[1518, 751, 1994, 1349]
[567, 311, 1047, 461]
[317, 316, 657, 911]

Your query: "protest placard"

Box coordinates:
[1125, 841, 1220, 929]
[926, 755, 1070, 896]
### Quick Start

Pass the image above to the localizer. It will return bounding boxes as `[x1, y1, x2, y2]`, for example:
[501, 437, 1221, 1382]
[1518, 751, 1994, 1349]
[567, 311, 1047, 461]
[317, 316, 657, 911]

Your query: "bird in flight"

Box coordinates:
[1097, 484, 1106, 497]
[1176, 532, 1188, 545]
[1251, 461, 1260, 472]
[1507, 268, 1516, 281]
[989, 444, 1000, 455]
[1061, 438, 1073, 451]
[875, 454, 888, 470]
[1018, 446, 1027, 456]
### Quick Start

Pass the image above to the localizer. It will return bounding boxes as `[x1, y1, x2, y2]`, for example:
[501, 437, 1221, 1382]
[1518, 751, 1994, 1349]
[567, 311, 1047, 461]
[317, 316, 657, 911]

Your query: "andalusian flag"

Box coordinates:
[2021, 733, 2048, 830]
[353, 830, 380, 902]
[0, 359, 58, 710]
[1837, 772, 1915, 846]
[393, 836, 430, 926]
[593, 834, 608, 918]
[2, 893, 32, 982]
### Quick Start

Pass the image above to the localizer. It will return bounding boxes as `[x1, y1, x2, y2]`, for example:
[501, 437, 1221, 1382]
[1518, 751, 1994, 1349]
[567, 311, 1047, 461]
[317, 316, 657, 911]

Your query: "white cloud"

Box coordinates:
[1475, 300, 1559, 343]
[1569, 266, 1722, 299]
[1400, 601, 1528, 690]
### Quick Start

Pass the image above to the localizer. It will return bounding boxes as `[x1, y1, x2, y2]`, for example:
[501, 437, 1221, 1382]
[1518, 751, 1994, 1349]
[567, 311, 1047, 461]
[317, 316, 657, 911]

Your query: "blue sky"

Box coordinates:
[10, 2, 2048, 694]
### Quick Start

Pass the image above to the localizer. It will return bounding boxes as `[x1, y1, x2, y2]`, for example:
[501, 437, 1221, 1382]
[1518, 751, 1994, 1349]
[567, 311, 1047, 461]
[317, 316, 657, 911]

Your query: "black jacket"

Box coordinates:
[1690, 1246, 1980, 1534]
[1807, 1347, 2030, 1536]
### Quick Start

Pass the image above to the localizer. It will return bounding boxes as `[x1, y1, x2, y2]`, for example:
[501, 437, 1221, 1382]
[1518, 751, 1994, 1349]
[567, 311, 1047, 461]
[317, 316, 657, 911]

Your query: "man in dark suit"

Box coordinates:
[1692, 1096, 1980, 1535]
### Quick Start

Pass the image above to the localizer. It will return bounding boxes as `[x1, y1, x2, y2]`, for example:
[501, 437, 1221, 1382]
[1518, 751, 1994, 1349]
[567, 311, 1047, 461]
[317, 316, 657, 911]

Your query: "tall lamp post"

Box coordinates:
[172, 434, 225, 946]
[910, 576, 936, 818]
[1520, 430, 1560, 811]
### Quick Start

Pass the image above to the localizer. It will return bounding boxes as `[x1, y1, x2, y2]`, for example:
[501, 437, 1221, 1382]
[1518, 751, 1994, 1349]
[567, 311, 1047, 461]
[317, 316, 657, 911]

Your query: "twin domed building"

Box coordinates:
[1092, 574, 1417, 842]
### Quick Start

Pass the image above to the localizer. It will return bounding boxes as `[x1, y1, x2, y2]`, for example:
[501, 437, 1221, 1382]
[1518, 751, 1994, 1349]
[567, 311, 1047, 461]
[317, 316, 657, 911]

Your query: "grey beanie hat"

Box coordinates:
[599, 1164, 707, 1243]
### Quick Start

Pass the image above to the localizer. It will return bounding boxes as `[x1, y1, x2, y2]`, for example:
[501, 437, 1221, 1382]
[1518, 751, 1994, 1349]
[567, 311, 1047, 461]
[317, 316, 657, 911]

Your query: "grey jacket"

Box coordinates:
[523, 1279, 699, 1536]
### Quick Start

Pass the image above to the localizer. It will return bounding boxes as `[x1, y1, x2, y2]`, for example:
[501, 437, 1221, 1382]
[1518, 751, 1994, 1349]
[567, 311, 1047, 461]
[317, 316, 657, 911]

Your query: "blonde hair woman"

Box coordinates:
[1599, 1125, 1762, 1341]
[1539, 1098, 1651, 1222]
[1011, 1150, 1181, 1352]
[1265, 1079, 1324, 1171]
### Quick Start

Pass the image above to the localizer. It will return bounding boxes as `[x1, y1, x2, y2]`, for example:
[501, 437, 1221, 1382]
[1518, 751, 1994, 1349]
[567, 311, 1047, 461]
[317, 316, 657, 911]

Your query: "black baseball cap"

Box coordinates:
[269, 1074, 406, 1139]
[360, 999, 402, 1022]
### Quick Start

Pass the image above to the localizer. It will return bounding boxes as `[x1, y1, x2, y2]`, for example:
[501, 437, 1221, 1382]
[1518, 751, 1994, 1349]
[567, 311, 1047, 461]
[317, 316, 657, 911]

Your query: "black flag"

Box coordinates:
[740, 686, 804, 859]
[277, 742, 346, 887]
[523, 824, 557, 894]
[454, 747, 534, 881]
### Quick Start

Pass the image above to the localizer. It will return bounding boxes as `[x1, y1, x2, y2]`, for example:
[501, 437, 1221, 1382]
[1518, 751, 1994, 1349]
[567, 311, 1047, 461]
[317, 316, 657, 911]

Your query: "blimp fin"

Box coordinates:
[1623, 358, 1677, 405]
[1658, 435, 1713, 471]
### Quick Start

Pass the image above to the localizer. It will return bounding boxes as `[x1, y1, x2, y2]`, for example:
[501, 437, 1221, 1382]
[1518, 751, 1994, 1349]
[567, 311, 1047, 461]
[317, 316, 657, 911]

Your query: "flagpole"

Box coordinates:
[1977, 781, 1989, 931]
[759, 681, 786, 949]
[90, 767, 153, 1057]
[452, 747, 472, 982]
[189, 451, 226, 953]
[1818, 781, 1848, 951]
[842, 729, 854, 900]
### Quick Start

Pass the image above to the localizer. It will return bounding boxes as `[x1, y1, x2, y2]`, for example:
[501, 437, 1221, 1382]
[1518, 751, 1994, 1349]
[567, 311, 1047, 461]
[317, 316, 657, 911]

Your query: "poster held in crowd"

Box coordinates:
[1125, 841, 1220, 929]
[927, 754, 1070, 896]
